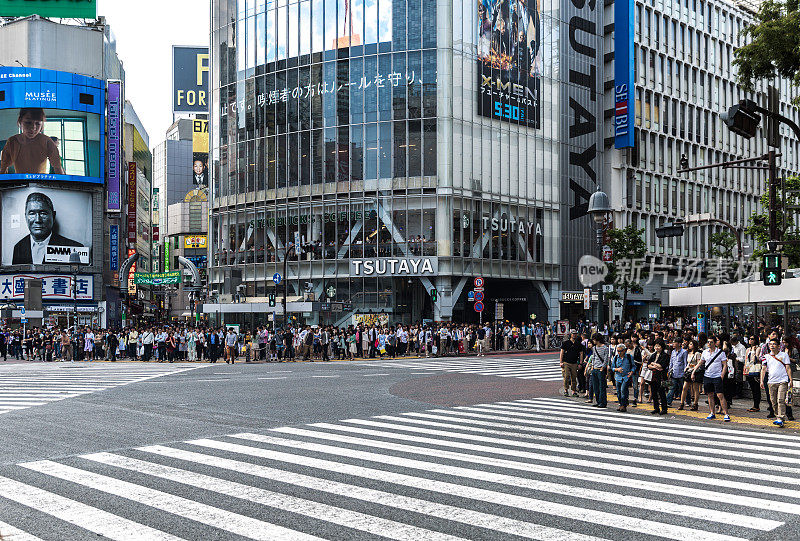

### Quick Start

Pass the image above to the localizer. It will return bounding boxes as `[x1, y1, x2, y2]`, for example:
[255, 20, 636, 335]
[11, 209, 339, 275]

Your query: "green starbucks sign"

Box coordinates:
[0, 0, 96, 18]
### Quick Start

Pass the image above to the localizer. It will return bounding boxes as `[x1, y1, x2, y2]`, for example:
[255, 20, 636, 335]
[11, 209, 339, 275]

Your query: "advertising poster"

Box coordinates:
[477, 0, 541, 128]
[1, 186, 92, 266]
[614, 0, 635, 148]
[191, 119, 208, 186]
[127, 162, 137, 244]
[0, 67, 105, 185]
[172, 46, 209, 114]
[184, 235, 207, 249]
[106, 80, 122, 210]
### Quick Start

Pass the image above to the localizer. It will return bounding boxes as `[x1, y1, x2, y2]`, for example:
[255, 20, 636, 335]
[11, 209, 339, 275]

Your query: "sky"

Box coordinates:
[96, 0, 210, 148]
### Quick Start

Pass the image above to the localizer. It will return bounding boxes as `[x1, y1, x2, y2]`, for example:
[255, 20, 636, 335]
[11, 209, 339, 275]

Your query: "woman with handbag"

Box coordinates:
[678, 339, 702, 410]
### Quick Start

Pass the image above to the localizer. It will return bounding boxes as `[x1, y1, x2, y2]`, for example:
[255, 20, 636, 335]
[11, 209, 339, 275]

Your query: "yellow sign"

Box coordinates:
[192, 119, 208, 153]
[184, 235, 207, 249]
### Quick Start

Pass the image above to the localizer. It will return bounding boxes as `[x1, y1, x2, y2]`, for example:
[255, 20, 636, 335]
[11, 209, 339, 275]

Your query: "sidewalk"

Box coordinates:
[590, 392, 800, 431]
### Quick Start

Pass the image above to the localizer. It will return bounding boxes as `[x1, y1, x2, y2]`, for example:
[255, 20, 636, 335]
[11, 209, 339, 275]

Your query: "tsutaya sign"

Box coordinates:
[481, 216, 542, 236]
[351, 258, 437, 276]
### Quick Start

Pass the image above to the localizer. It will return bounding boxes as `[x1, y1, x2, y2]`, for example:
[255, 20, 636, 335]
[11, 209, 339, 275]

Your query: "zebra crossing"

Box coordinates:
[0, 363, 203, 415]
[1, 397, 799, 540]
[367, 355, 564, 381]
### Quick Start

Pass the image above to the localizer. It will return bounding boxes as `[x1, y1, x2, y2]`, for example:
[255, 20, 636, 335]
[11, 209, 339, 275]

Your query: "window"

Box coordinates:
[43, 117, 87, 176]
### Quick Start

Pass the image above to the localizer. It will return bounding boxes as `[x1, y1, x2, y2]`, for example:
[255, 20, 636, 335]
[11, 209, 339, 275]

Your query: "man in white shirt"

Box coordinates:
[699, 336, 730, 421]
[761, 337, 793, 427]
[141, 328, 154, 362]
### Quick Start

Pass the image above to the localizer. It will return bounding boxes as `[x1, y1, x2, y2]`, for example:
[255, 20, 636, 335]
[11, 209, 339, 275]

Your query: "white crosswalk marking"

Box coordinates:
[367, 356, 563, 380]
[1, 397, 798, 540]
[0, 363, 203, 414]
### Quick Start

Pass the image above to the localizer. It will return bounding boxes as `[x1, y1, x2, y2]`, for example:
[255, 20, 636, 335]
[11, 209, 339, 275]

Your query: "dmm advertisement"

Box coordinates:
[1, 186, 92, 266]
[173, 46, 209, 114]
[477, 0, 541, 128]
[0, 67, 104, 184]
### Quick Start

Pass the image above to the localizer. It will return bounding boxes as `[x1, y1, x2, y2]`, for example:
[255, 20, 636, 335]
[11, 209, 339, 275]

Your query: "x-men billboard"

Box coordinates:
[0, 67, 105, 185]
[477, 0, 541, 128]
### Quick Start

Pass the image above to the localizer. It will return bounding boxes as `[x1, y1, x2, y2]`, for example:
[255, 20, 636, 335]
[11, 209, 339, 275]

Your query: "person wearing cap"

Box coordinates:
[611, 343, 635, 412]
[559, 330, 584, 397]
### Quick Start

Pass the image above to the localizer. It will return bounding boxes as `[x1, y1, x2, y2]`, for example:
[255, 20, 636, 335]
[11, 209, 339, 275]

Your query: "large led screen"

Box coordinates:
[477, 0, 541, 128]
[0, 67, 104, 184]
[2, 186, 93, 266]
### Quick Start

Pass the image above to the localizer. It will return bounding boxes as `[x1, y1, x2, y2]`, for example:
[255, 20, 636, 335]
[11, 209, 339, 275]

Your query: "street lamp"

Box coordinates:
[587, 190, 612, 328]
[69, 251, 82, 331]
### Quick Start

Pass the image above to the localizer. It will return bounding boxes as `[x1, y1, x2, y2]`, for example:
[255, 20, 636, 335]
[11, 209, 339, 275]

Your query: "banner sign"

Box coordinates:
[43, 245, 89, 264]
[133, 271, 181, 285]
[476, 0, 541, 128]
[127, 248, 136, 295]
[184, 235, 207, 249]
[0, 274, 92, 300]
[127, 162, 137, 244]
[164, 239, 170, 272]
[109, 225, 119, 270]
[350, 258, 437, 276]
[0, 0, 96, 18]
[173, 46, 209, 114]
[614, 0, 635, 148]
[106, 80, 122, 210]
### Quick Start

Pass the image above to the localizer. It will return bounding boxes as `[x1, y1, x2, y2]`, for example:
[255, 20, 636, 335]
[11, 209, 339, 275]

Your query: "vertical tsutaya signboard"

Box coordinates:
[476, 0, 541, 128]
[172, 46, 209, 114]
[106, 80, 122, 211]
[560, 0, 604, 292]
[127, 162, 137, 244]
[614, 0, 635, 148]
[109, 225, 119, 271]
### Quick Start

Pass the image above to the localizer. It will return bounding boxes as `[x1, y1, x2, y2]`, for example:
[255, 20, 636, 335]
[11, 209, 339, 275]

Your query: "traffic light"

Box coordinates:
[430, 288, 438, 303]
[721, 103, 760, 139]
[655, 223, 684, 238]
[268, 293, 276, 307]
[763, 253, 782, 286]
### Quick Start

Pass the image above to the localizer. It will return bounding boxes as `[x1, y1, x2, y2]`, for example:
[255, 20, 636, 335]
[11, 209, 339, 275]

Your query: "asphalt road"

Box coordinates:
[0, 353, 798, 540]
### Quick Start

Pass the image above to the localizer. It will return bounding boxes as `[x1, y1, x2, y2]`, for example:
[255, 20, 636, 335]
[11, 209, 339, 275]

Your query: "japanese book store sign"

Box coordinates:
[0, 274, 93, 300]
[0, 0, 96, 18]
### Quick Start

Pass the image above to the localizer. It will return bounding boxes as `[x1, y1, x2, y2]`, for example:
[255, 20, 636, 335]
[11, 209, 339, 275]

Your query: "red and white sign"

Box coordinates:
[474, 277, 484, 288]
[602, 246, 613, 262]
[127, 162, 137, 245]
[474, 291, 484, 302]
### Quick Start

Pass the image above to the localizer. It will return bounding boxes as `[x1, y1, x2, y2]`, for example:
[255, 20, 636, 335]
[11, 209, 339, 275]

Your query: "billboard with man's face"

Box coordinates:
[1, 186, 92, 266]
[0, 67, 105, 185]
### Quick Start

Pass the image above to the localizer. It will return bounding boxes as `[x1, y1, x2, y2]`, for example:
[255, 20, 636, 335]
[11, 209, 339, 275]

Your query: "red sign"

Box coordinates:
[127, 162, 137, 244]
[127, 248, 137, 294]
[474, 277, 484, 288]
[602, 246, 613, 262]
[474, 301, 484, 312]
[152, 226, 159, 242]
[474, 291, 484, 302]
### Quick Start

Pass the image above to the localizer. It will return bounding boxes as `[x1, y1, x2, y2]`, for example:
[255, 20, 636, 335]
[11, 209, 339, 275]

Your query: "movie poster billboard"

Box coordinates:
[477, 0, 541, 128]
[1, 186, 92, 266]
[0, 67, 105, 184]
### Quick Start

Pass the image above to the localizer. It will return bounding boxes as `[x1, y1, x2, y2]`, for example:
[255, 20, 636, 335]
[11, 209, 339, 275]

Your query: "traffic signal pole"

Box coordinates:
[768, 149, 779, 244]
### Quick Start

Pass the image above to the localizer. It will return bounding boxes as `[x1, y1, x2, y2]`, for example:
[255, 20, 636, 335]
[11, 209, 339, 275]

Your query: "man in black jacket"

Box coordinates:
[12, 192, 83, 265]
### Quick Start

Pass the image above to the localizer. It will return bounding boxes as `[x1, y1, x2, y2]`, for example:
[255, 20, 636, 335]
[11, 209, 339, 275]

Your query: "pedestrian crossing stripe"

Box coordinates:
[367, 357, 563, 381]
[1, 397, 798, 540]
[0, 363, 204, 415]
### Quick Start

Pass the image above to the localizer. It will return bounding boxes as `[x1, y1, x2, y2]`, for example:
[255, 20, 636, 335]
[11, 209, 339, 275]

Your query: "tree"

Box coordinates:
[709, 231, 737, 261]
[603, 225, 648, 321]
[733, 1, 800, 105]
[745, 176, 800, 266]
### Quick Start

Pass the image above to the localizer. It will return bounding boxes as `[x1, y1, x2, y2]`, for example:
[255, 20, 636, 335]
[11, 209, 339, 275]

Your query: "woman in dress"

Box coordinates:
[84, 328, 95, 361]
[678, 339, 702, 411]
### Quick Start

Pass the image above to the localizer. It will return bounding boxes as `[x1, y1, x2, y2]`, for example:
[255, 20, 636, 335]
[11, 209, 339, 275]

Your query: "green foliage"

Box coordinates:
[733, 1, 800, 106]
[745, 176, 800, 267]
[604, 225, 647, 318]
[709, 231, 737, 260]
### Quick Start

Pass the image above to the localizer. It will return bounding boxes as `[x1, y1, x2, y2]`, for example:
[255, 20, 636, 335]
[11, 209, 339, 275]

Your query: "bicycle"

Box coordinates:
[549, 335, 563, 349]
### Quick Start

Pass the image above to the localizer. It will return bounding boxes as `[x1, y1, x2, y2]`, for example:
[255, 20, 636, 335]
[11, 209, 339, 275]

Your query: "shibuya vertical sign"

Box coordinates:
[477, 0, 541, 128]
[106, 80, 122, 212]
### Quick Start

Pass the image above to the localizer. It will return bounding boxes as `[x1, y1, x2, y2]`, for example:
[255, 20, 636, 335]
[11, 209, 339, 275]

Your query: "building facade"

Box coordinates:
[208, 0, 605, 326]
[0, 15, 151, 328]
[604, 0, 800, 320]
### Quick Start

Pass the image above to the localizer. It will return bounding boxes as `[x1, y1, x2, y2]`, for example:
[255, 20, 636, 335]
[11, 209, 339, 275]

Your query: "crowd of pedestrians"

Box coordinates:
[559, 324, 795, 427]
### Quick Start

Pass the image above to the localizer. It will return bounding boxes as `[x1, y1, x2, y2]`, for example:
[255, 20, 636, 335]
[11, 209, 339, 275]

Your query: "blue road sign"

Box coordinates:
[474, 291, 484, 302]
[467, 291, 475, 301]
[273, 273, 282, 285]
[474, 301, 484, 313]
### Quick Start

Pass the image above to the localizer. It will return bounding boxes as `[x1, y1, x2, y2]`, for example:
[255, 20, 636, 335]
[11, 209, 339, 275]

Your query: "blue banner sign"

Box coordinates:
[110, 225, 119, 271]
[614, 0, 635, 149]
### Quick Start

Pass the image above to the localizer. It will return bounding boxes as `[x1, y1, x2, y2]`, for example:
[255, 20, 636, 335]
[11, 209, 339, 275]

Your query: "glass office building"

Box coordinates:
[209, 0, 604, 324]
